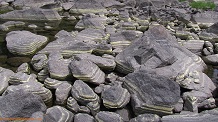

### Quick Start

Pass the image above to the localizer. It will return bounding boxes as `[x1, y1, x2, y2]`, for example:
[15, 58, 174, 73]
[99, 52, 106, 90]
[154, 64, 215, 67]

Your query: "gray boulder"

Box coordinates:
[123, 70, 180, 116]
[45, 106, 74, 122]
[74, 113, 95, 122]
[16, 63, 30, 74]
[202, 54, 218, 65]
[0, 90, 46, 118]
[44, 77, 63, 90]
[9, 72, 37, 85]
[95, 111, 124, 122]
[129, 114, 161, 122]
[67, 97, 80, 113]
[69, 59, 105, 85]
[0, 8, 61, 20]
[6, 31, 48, 55]
[179, 40, 204, 55]
[31, 54, 48, 71]
[0, 21, 25, 31]
[192, 11, 218, 27]
[12, 0, 55, 8]
[0, 67, 14, 95]
[55, 82, 72, 105]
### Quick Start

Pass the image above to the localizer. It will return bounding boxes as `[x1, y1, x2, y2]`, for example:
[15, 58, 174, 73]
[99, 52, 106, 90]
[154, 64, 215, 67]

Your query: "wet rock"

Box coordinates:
[31, 54, 48, 71]
[0, 8, 61, 20]
[129, 114, 161, 122]
[74, 113, 95, 122]
[74, 53, 116, 71]
[48, 53, 71, 80]
[45, 106, 74, 122]
[6, 31, 48, 55]
[0, 90, 46, 118]
[75, 14, 108, 29]
[202, 54, 218, 65]
[115, 25, 206, 77]
[179, 40, 204, 55]
[69, 59, 105, 85]
[55, 82, 72, 105]
[67, 97, 80, 113]
[71, 80, 100, 114]
[101, 84, 130, 109]
[123, 70, 180, 116]
[95, 111, 124, 122]
[69, 0, 107, 14]
[161, 108, 218, 122]
[0, 67, 14, 95]
[12, 0, 55, 8]
[16, 63, 30, 74]
[0, 21, 25, 31]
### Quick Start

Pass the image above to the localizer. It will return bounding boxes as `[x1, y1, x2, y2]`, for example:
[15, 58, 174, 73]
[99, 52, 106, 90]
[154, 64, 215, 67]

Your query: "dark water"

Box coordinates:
[0, 17, 78, 72]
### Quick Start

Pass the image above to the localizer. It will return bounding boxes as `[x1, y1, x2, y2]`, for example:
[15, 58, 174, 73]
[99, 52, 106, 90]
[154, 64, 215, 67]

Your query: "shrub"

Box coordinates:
[190, 1, 216, 10]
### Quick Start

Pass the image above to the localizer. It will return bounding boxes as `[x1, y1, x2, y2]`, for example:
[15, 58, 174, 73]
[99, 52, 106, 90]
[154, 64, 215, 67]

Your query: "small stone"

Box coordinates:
[55, 82, 72, 105]
[74, 113, 95, 122]
[67, 97, 80, 113]
[95, 111, 124, 122]
[16, 63, 30, 74]
[129, 114, 161, 122]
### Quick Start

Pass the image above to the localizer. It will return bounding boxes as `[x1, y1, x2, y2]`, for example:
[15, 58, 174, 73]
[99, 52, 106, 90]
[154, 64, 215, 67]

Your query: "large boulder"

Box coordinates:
[115, 25, 206, 78]
[6, 31, 48, 56]
[0, 90, 46, 118]
[192, 11, 218, 27]
[0, 8, 61, 21]
[123, 70, 180, 116]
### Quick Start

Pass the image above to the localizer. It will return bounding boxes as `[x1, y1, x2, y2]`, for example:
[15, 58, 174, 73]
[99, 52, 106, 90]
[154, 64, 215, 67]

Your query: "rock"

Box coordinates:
[207, 22, 218, 35]
[74, 53, 116, 71]
[44, 77, 63, 90]
[179, 40, 204, 55]
[16, 63, 30, 74]
[93, 43, 113, 55]
[67, 97, 80, 113]
[115, 25, 206, 77]
[0, 90, 46, 118]
[161, 108, 218, 122]
[192, 11, 218, 27]
[95, 111, 124, 122]
[74, 113, 95, 122]
[55, 82, 72, 105]
[37, 69, 49, 82]
[129, 114, 161, 122]
[123, 70, 180, 116]
[7, 57, 31, 67]
[69, 0, 107, 14]
[27, 111, 44, 122]
[106, 72, 118, 82]
[9, 72, 37, 85]
[45, 106, 74, 122]
[78, 106, 91, 114]
[0, 21, 25, 31]
[6, 31, 48, 55]
[71, 80, 100, 115]
[199, 31, 218, 42]
[101, 84, 130, 109]
[28, 24, 38, 29]
[69, 59, 105, 85]
[12, 0, 55, 8]
[115, 108, 133, 122]
[31, 54, 48, 71]
[62, 2, 74, 11]
[75, 14, 108, 29]
[0, 67, 14, 95]
[173, 98, 184, 113]
[0, 8, 61, 21]
[202, 54, 218, 65]
[48, 53, 71, 80]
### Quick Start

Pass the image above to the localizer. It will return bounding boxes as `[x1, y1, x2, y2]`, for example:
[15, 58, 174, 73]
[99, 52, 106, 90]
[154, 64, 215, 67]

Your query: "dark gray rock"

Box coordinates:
[192, 11, 218, 27]
[69, 59, 105, 85]
[74, 113, 95, 122]
[207, 22, 218, 35]
[179, 40, 204, 55]
[16, 63, 30, 74]
[37, 69, 49, 82]
[0, 8, 61, 20]
[6, 31, 48, 55]
[31, 54, 48, 71]
[48, 53, 71, 80]
[12, 0, 55, 8]
[44, 77, 63, 89]
[101, 84, 130, 109]
[27, 111, 44, 122]
[45, 106, 74, 122]
[0, 67, 14, 95]
[0, 90, 46, 118]
[202, 54, 218, 65]
[0, 21, 25, 31]
[115, 107, 133, 122]
[95, 111, 124, 122]
[9, 72, 37, 85]
[67, 97, 80, 113]
[55, 82, 72, 105]
[129, 114, 161, 122]
[123, 70, 180, 116]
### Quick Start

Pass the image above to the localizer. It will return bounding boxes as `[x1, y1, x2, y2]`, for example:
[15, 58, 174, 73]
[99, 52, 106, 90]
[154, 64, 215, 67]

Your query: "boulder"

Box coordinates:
[44, 77, 63, 90]
[123, 70, 180, 116]
[0, 67, 14, 95]
[179, 40, 204, 55]
[192, 11, 218, 27]
[6, 31, 48, 55]
[12, 0, 55, 8]
[0, 8, 61, 21]
[31, 54, 48, 71]
[202, 54, 218, 65]
[129, 114, 161, 122]
[74, 113, 95, 122]
[0, 21, 25, 31]
[16, 63, 30, 74]
[95, 111, 124, 122]
[67, 97, 80, 113]
[55, 82, 72, 105]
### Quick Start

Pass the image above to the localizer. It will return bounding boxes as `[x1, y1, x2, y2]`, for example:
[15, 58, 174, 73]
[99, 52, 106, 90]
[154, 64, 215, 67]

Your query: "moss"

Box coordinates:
[190, 1, 216, 10]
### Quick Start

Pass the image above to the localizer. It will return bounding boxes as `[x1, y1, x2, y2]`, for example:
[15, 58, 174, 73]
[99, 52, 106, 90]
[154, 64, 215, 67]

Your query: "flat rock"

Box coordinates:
[69, 59, 105, 85]
[0, 8, 61, 21]
[123, 70, 180, 116]
[95, 111, 124, 122]
[0, 90, 46, 118]
[0, 21, 25, 31]
[16, 63, 30, 74]
[9, 72, 37, 85]
[202, 54, 218, 65]
[192, 11, 218, 27]
[6, 31, 48, 55]
[45, 106, 74, 122]
[12, 0, 55, 8]
[129, 114, 161, 122]
[179, 40, 204, 55]
[74, 113, 95, 122]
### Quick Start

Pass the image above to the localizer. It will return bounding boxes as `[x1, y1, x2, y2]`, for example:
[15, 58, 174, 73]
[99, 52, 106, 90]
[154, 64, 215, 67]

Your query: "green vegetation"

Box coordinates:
[179, 0, 216, 10]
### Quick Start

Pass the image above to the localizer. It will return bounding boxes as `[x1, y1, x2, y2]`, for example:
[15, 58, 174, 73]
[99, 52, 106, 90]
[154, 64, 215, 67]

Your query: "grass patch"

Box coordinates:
[190, 1, 216, 10]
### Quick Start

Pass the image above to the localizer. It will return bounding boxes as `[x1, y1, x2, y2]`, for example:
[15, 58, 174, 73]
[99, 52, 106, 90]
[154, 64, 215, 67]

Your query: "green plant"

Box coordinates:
[190, 1, 216, 10]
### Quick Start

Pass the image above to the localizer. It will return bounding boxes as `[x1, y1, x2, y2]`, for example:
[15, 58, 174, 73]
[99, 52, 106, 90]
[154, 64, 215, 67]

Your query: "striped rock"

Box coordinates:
[37, 69, 49, 82]
[48, 53, 71, 80]
[0, 8, 61, 21]
[0, 21, 25, 31]
[74, 53, 116, 71]
[31, 54, 48, 71]
[0, 67, 14, 95]
[45, 106, 74, 122]
[67, 97, 80, 113]
[95, 111, 124, 122]
[6, 31, 48, 56]
[69, 60, 105, 85]
[101, 84, 130, 109]
[55, 82, 72, 105]
[71, 80, 100, 115]
[16, 63, 30, 74]
[9, 72, 37, 85]
[129, 114, 161, 122]
[12, 0, 55, 8]
[93, 43, 113, 55]
[44, 77, 63, 90]
[123, 70, 180, 116]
